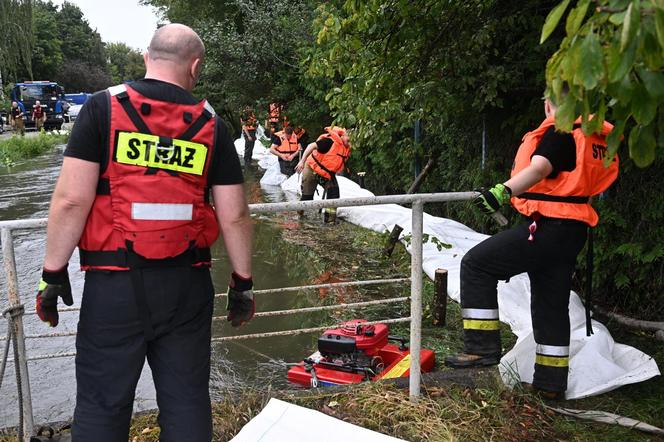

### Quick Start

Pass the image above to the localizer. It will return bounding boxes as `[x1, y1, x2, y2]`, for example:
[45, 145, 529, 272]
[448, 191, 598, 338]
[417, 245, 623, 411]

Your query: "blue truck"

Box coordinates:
[11, 81, 67, 130]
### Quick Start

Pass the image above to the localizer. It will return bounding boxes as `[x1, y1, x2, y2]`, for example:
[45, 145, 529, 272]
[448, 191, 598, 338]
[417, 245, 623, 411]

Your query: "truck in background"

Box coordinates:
[11, 81, 67, 131]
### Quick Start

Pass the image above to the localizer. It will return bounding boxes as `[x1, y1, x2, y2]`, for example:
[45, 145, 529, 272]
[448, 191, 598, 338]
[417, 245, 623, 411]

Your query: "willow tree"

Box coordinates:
[0, 0, 33, 91]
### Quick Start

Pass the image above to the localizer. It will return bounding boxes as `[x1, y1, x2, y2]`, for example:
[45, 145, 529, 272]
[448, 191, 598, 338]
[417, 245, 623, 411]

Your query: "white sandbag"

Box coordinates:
[230, 398, 405, 442]
[260, 157, 288, 186]
[264, 173, 660, 399]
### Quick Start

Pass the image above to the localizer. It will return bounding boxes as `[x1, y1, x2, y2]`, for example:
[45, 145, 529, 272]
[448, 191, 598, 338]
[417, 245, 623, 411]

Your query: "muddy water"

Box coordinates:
[0, 149, 406, 428]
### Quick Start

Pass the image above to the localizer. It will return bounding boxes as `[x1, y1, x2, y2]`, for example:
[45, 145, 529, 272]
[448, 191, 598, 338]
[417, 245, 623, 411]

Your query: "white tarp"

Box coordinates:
[248, 155, 660, 399]
[230, 398, 405, 442]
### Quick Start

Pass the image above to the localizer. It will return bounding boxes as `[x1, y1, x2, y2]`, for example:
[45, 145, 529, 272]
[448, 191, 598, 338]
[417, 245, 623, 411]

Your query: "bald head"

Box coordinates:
[144, 24, 205, 91]
[148, 24, 204, 63]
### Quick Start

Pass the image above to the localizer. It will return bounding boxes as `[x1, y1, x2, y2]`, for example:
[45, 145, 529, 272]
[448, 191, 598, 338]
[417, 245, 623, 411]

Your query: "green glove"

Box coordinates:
[473, 184, 512, 216]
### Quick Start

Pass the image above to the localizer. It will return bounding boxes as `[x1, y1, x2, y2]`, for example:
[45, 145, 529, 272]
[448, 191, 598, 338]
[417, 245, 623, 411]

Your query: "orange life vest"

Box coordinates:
[307, 126, 351, 180]
[510, 116, 619, 227]
[294, 127, 306, 139]
[78, 84, 220, 271]
[274, 131, 299, 154]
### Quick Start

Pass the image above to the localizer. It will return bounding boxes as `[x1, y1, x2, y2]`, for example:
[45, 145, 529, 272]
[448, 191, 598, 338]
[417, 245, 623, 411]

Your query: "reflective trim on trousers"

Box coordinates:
[535, 354, 569, 367]
[463, 319, 500, 331]
[536, 344, 569, 357]
[462, 308, 499, 320]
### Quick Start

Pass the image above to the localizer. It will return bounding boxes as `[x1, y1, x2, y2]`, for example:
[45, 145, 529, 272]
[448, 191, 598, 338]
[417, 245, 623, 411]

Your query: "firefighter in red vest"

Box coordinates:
[295, 126, 351, 222]
[270, 124, 300, 176]
[35, 24, 253, 441]
[32, 100, 46, 131]
[445, 95, 619, 400]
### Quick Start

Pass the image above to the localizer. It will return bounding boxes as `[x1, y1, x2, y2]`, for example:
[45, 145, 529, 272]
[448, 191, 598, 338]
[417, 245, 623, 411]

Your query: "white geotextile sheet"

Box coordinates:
[230, 398, 404, 442]
[258, 165, 660, 399]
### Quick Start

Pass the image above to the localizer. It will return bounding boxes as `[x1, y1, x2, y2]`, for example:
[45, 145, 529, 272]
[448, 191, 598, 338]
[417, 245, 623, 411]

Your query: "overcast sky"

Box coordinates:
[52, 0, 163, 51]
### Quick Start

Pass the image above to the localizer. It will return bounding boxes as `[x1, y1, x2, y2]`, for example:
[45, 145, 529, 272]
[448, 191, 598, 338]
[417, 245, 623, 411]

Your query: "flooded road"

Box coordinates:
[0, 148, 407, 427]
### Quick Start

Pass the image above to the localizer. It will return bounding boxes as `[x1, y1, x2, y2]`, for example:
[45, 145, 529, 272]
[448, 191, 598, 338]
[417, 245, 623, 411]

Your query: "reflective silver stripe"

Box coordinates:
[203, 101, 216, 115]
[131, 203, 193, 221]
[461, 308, 499, 320]
[536, 344, 569, 357]
[108, 84, 127, 96]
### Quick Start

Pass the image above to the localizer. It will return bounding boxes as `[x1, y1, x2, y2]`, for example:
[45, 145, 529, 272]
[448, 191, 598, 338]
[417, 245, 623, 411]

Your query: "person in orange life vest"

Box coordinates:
[295, 126, 351, 222]
[32, 100, 46, 131]
[445, 96, 618, 400]
[240, 108, 257, 166]
[35, 24, 254, 441]
[270, 124, 300, 176]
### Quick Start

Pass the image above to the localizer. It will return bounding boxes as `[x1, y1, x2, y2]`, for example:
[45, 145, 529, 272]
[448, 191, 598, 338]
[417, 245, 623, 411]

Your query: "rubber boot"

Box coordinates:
[322, 207, 337, 224]
[444, 352, 501, 368]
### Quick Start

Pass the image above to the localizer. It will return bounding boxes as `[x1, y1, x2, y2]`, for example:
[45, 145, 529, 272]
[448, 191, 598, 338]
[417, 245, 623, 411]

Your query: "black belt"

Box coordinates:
[519, 192, 589, 204]
[80, 245, 211, 268]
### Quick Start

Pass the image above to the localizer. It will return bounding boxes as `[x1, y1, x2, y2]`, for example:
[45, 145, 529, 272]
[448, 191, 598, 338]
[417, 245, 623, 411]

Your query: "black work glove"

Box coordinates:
[226, 272, 254, 327]
[473, 183, 512, 216]
[36, 265, 73, 327]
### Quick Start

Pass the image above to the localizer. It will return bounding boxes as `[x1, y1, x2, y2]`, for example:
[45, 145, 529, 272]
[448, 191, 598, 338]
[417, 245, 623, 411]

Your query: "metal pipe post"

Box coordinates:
[408, 200, 424, 400]
[1, 228, 34, 440]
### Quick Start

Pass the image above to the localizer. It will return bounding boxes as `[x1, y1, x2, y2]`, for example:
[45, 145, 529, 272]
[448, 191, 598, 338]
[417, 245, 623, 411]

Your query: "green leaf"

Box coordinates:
[631, 82, 658, 125]
[609, 11, 627, 25]
[642, 30, 664, 70]
[608, 37, 637, 83]
[606, 118, 626, 160]
[541, 0, 571, 43]
[655, 7, 664, 50]
[555, 93, 577, 131]
[577, 32, 604, 89]
[628, 123, 657, 167]
[638, 68, 664, 99]
[566, 0, 590, 36]
[621, 1, 640, 52]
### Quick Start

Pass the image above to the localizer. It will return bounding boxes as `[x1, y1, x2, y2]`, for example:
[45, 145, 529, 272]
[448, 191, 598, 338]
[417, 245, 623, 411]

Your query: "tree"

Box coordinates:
[107, 42, 145, 84]
[542, 0, 664, 167]
[31, 0, 64, 81]
[56, 58, 112, 93]
[57, 1, 106, 66]
[0, 0, 32, 85]
[142, 0, 328, 133]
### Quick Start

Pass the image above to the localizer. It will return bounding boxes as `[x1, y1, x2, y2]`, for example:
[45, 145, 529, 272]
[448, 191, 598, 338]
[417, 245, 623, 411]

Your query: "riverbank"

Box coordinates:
[0, 131, 69, 167]
[115, 223, 664, 440]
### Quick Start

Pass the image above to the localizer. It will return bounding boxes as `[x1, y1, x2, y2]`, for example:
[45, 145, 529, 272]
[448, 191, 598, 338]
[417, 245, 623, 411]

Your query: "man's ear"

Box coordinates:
[191, 58, 203, 81]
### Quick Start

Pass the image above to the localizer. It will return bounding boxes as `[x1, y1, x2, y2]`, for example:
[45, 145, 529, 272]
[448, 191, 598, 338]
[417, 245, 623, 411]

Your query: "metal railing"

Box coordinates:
[0, 191, 475, 439]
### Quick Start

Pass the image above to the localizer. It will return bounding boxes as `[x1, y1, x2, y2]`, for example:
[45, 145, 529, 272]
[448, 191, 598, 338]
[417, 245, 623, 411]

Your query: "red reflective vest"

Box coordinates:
[307, 126, 350, 180]
[274, 131, 299, 154]
[78, 84, 220, 271]
[33, 105, 44, 118]
[511, 116, 619, 227]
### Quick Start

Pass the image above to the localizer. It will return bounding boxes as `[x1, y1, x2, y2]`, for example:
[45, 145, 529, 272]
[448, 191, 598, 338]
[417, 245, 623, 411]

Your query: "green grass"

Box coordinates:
[0, 131, 69, 167]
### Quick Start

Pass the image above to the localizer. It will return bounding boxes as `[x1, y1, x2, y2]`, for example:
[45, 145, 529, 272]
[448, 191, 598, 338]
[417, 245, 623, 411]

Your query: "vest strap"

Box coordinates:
[115, 91, 152, 134]
[179, 108, 213, 141]
[518, 192, 589, 204]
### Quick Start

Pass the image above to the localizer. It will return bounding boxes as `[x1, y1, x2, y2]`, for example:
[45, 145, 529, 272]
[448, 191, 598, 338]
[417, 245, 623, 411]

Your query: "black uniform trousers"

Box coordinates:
[72, 266, 214, 442]
[243, 130, 256, 165]
[460, 217, 587, 393]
